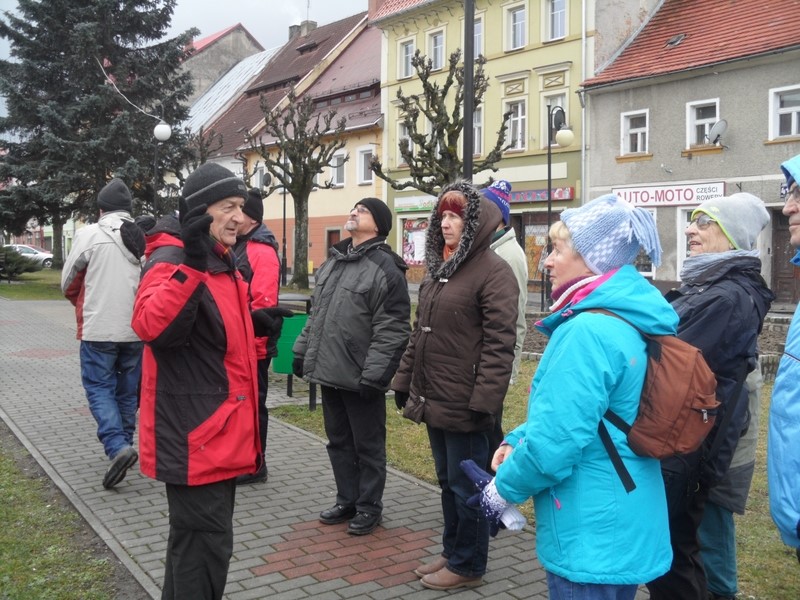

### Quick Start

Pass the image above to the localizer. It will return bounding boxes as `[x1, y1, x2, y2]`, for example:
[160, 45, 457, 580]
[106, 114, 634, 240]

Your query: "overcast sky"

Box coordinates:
[0, 0, 368, 112]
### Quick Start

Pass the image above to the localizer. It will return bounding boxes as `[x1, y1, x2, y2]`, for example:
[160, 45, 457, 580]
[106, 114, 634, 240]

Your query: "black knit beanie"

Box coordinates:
[181, 163, 248, 215]
[243, 188, 264, 222]
[355, 197, 392, 236]
[97, 178, 132, 212]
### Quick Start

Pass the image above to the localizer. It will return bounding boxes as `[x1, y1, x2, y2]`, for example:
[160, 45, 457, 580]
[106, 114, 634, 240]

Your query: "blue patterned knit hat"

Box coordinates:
[560, 194, 662, 275]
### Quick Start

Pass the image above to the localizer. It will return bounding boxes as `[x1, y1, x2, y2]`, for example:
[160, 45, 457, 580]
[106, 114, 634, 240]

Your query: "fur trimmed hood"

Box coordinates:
[425, 179, 504, 279]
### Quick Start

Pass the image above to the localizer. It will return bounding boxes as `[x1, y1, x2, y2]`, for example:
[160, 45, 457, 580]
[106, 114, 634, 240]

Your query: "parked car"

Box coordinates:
[3, 244, 54, 268]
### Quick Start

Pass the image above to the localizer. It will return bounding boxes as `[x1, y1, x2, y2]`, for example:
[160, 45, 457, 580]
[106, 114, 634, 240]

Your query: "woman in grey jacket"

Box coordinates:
[393, 180, 518, 591]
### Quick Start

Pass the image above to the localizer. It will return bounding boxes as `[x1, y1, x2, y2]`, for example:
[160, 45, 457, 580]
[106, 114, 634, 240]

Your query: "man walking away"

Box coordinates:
[62, 178, 145, 490]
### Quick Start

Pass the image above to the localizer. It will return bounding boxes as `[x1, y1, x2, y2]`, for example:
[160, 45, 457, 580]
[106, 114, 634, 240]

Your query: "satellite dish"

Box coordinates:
[707, 119, 728, 145]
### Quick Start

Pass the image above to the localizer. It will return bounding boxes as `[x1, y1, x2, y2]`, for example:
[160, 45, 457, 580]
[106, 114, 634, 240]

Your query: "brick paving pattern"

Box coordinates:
[0, 299, 652, 599]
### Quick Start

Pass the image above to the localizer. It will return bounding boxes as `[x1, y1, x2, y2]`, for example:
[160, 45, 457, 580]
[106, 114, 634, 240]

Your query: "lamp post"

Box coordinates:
[152, 120, 172, 216]
[539, 105, 574, 310]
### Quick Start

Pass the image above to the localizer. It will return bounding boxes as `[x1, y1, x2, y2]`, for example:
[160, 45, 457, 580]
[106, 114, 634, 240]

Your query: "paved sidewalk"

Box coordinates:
[0, 298, 653, 599]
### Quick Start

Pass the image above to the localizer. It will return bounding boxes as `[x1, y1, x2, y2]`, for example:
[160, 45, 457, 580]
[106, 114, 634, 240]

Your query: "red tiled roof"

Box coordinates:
[189, 23, 264, 54]
[583, 0, 800, 89]
[205, 13, 368, 158]
[371, 0, 436, 22]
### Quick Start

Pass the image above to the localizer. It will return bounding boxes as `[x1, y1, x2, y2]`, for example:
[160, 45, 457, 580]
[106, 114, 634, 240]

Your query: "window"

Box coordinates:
[506, 99, 527, 150]
[429, 30, 444, 70]
[686, 99, 718, 147]
[330, 151, 346, 186]
[621, 110, 649, 154]
[771, 85, 800, 139]
[473, 107, 483, 156]
[399, 39, 415, 79]
[357, 147, 374, 184]
[507, 4, 526, 50]
[474, 17, 483, 56]
[547, 0, 566, 40]
[398, 122, 413, 164]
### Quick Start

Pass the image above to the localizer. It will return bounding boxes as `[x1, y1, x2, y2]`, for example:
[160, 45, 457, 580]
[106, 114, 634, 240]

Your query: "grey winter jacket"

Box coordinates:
[293, 236, 411, 392]
[393, 181, 519, 433]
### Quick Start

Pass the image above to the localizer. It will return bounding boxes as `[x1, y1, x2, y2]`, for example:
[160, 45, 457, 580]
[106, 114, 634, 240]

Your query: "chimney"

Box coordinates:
[299, 20, 317, 37]
[289, 24, 301, 39]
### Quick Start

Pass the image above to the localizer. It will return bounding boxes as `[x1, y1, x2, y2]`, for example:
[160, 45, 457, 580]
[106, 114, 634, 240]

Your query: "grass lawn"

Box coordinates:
[0, 267, 64, 300]
[0, 432, 116, 599]
[273, 363, 800, 599]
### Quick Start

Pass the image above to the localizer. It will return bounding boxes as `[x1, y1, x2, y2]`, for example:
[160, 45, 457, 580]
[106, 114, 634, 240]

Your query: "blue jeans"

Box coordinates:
[698, 500, 738, 597]
[546, 572, 638, 600]
[80, 340, 143, 459]
[427, 425, 489, 578]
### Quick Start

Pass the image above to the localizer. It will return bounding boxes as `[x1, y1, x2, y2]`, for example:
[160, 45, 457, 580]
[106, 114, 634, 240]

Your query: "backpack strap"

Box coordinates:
[585, 308, 642, 493]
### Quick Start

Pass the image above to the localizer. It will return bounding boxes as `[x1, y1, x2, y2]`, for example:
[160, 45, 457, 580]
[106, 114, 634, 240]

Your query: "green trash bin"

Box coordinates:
[273, 313, 308, 374]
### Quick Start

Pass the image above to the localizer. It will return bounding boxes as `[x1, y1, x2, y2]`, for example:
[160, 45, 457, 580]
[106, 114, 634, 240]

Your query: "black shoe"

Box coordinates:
[347, 511, 381, 535]
[319, 503, 357, 524]
[235, 463, 268, 485]
[102, 446, 138, 489]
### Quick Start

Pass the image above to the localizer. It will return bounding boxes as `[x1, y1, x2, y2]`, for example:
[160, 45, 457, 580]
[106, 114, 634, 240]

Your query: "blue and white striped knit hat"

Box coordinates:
[560, 193, 662, 275]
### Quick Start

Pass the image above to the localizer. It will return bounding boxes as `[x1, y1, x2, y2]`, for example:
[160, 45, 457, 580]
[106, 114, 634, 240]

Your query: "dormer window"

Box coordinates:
[296, 40, 318, 54]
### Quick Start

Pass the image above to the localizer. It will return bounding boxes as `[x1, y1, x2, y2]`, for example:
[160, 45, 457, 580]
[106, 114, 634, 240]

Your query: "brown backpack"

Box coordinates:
[590, 309, 720, 493]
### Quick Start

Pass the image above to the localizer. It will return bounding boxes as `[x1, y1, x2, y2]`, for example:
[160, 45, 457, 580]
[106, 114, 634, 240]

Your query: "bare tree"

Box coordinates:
[371, 49, 511, 196]
[248, 88, 347, 289]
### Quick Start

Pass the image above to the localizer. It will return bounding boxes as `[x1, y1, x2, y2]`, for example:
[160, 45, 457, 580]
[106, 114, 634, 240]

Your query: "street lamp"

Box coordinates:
[540, 105, 574, 310]
[152, 120, 172, 216]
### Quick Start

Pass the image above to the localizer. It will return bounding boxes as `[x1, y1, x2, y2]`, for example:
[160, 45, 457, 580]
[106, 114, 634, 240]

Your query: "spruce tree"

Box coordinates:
[0, 0, 196, 266]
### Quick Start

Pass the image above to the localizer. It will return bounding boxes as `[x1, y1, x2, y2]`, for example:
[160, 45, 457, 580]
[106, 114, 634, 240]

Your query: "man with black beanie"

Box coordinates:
[132, 163, 289, 599]
[62, 177, 145, 490]
[293, 197, 410, 536]
[234, 188, 282, 485]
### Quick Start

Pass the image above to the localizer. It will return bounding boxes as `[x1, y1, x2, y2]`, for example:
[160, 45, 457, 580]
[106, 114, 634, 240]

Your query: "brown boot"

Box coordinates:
[413, 555, 448, 578]
[420, 567, 482, 590]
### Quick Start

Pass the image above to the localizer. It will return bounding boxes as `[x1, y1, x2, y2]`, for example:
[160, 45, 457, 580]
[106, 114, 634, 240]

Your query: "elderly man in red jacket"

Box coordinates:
[132, 163, 288, 600]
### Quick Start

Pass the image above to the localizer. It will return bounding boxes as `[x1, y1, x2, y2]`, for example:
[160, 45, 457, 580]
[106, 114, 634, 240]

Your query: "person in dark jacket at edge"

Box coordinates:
[292, 197, 411, 537]
[233, 188, 282, 485]
[646, 193, 774, 600]
[132, 163, 289, 600]
[392, 180, 518, 591]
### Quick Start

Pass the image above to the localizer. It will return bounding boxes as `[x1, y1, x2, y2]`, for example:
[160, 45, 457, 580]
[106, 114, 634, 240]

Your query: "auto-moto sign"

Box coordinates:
[612, 182, 725, 206]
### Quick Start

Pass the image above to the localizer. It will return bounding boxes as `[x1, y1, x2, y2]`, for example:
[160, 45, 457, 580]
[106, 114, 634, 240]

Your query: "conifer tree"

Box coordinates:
[0, 0, 196, 266]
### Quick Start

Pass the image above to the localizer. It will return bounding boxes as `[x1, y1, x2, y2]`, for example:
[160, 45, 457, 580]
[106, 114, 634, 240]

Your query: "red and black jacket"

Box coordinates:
[132, 220, 260, 485]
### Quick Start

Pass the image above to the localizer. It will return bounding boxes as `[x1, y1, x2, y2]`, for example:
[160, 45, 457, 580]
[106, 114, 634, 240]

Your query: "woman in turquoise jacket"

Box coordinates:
[769, 154, 800, 558]
[492, 194, 675, 599]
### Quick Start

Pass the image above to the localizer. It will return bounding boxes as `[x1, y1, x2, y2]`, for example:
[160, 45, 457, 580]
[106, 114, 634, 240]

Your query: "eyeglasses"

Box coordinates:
[689, 213, 717, 230]
[784, 185, 800, 206]
[353, 205, 371, 214]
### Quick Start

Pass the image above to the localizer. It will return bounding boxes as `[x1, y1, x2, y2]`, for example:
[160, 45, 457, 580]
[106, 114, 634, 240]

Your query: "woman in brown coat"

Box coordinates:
[393, 180, 518, 590]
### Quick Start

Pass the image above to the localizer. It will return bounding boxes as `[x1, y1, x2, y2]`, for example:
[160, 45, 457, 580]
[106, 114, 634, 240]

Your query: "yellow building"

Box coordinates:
[371, 0, 587, 285]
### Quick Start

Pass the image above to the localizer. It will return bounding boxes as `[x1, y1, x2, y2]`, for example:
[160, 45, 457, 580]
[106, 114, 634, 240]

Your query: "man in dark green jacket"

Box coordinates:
[293, 197, 410, 536]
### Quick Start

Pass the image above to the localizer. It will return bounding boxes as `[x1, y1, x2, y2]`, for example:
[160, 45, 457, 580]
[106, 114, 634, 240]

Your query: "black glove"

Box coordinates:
[251, 307, 294, 338]
[292, 356, 304, 378]
[359, 383, 384, 402]
[180, 203, 212, 272]
[394, 390, 409, 411]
